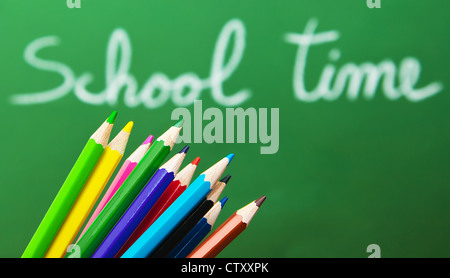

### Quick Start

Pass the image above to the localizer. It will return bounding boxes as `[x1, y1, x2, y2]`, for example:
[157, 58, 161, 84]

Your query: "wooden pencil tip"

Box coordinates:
[255, 196, 266, 207]
[191, 157, 201, 166]
[179, 145, 189, 154]
[123, 121, 133, 133]
[107, 111, 118, 124]
[143, 134, 153, 145]
[174, 118, 184, 128]
[220, 174, 231, 184]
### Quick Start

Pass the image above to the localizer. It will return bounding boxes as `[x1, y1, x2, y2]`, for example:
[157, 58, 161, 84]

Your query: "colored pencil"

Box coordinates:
[22, 111, 117, 258]
[186, 196, 266, 258]
[77, 134, 153, 242]
[73, 119, 183, 258]
[116, 156, 200, 257]
[122, 153, 234, 258]
[169, 197, 228, 258]
[44, 122, 132, 258]
[91, 146, 189, 258]
[150, 175, 231, 258]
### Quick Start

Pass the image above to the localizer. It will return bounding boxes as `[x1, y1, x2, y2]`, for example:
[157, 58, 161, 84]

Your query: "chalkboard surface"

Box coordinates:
[1, 0, 449, 258]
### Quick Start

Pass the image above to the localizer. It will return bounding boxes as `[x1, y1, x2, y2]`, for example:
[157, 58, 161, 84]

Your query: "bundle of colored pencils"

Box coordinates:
[22, 111, 266, 258]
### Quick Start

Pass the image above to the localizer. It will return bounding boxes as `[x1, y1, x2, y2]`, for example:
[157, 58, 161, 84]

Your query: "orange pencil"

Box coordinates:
[187, 196, 266, 258]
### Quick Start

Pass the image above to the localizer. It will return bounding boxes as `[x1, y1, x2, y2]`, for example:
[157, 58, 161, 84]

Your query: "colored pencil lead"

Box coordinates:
[225, 153, 234, 164]
[174, 118, 184, 128]
[143, 134, 154, 145]
[107, 110, 118, 124]
[255, 195, 267, 207]
[122, 121, 133, 133]
[192, 156, 201, 166]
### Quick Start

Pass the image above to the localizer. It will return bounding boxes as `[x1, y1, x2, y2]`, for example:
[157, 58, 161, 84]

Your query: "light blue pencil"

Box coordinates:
[121, 154, 234, 258]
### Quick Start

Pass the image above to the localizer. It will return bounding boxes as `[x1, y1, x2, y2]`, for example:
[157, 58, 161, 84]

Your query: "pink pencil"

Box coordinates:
[76, 134, 153, 242]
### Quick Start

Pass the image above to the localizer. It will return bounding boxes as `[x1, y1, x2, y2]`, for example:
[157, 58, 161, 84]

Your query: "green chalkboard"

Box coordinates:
[1, 0, 449, 258]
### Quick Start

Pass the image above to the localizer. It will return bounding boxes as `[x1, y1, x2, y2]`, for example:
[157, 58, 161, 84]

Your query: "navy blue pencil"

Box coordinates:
[168, 197, 228, 258]
[150, 175, 230, 258]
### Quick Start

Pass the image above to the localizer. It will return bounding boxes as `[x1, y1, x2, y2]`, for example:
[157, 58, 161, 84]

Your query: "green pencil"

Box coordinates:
[72, 119, 183, 258]
[22, 111, 117, 258]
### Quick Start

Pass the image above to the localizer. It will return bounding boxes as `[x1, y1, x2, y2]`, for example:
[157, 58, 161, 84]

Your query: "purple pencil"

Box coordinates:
[91, 145, 189, 258]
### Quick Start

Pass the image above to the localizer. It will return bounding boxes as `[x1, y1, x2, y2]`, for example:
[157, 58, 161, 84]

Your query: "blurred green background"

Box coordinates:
[0, 0, 449, 258]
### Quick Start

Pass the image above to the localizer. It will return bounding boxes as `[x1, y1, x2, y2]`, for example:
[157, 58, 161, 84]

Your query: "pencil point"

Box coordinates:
[174, 118, 184, 128]
[225, 153, 234, 165]
[191, 157, 201, 166]
[220, 175, 231, 184]
[107, 111, 118, 124]
[255, 196, 266, 207]
[179, 145, 189, 154]
[220, 196, 228, 207]
[143, 135, 153, 145]
[123, 121, 133, 133]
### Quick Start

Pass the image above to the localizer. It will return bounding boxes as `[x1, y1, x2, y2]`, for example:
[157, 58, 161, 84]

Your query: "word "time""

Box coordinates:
[67, 0, 81, 8]
[367, 0, 381, 8]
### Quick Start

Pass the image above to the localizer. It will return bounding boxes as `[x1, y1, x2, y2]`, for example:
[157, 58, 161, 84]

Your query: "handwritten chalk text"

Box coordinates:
[10, 18, 443, 107]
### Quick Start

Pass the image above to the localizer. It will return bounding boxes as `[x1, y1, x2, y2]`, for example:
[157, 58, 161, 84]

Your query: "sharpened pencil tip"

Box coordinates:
[123, 121, 133, 133]
[191, 157, 201, 166]
[255, 196, 266, 207]
[225, 153, 234, 164]
[143, 135, 153, 145]
[220, 175, 231, 184]
[174, 118, 184, 128]
[107, 111, 118, 124]
[220, 196, 228, 207]
[179, 145, 189, 154]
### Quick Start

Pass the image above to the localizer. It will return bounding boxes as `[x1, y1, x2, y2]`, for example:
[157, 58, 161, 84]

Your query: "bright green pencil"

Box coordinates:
[22, 111, 117, 258]
[73, 119, 183, 258]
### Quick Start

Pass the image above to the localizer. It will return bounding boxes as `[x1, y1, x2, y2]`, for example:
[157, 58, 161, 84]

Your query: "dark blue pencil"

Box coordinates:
[169, 197, 228, 258]
[149, 175, 231, 258]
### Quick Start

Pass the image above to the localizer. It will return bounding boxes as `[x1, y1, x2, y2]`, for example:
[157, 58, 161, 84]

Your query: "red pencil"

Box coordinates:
[116, 157, 200, 257]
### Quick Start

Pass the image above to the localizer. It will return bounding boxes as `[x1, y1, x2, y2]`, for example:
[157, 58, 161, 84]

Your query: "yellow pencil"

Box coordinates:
[44, 121, 133, 258]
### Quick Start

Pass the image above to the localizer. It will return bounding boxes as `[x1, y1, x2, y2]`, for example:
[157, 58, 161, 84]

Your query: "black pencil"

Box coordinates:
[149, 175, 231, 258]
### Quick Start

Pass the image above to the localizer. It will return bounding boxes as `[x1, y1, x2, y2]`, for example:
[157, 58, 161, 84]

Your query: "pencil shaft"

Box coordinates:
[76, 159, 136, 242]
[73, 139, 170, 258]
[169, 218, 211, 258]
[116, 179, 185, 257]
[187, 214, 246, 258]
[169, 198, 228, 258]
[22, 138, 105, 258]
[92, 168, 175, 258]
[150, 199, 214, 258]
[44, 146, 123, 258]
[122, 155, 231, 258]
[121, 174, 212, 258]
[187, 196, 265, 258]
[78, 135, 152, 241]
